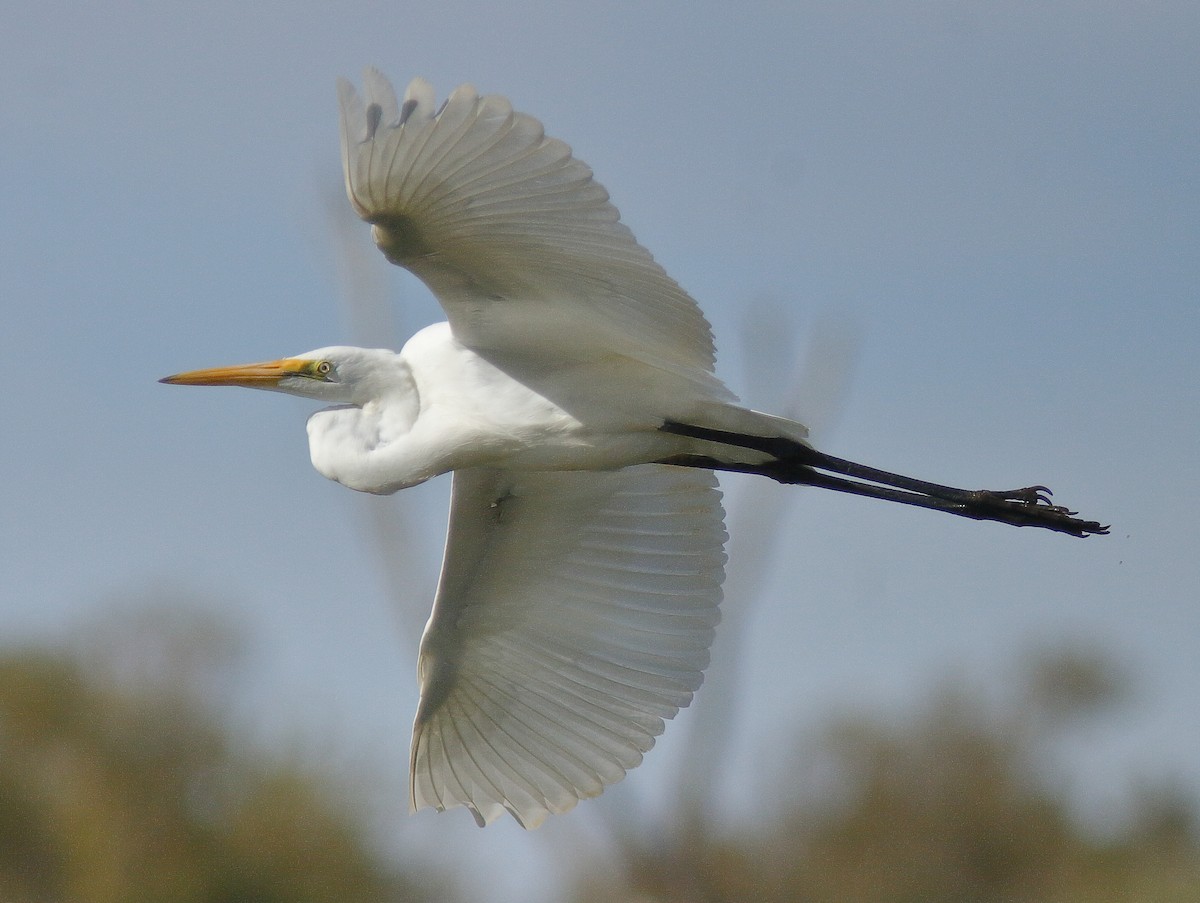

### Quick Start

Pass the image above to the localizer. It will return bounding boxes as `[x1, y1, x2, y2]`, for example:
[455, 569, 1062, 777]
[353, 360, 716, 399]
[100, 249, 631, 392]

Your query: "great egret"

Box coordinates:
[162, 70, 1106, 829]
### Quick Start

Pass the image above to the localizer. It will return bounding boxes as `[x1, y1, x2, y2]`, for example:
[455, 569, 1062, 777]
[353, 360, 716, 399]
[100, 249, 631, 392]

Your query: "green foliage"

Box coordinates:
[572, 649, 1200, 903]
[0, 612, 449, 903]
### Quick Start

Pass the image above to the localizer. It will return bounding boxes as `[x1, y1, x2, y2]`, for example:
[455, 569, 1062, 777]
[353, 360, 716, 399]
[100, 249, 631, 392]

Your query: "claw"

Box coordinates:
[1015, 485, 1054, 505]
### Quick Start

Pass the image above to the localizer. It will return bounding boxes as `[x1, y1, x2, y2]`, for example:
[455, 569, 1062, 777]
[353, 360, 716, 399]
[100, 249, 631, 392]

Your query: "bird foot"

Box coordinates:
[965, 486, 1109, 536]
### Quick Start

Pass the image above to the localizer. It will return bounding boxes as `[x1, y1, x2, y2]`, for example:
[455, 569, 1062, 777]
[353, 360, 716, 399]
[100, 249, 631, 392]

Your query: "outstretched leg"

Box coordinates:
[658, 421, 1107, 538]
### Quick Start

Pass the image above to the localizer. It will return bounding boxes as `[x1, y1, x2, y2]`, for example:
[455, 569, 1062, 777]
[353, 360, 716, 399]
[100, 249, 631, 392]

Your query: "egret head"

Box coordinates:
[160, 346, 401, 405]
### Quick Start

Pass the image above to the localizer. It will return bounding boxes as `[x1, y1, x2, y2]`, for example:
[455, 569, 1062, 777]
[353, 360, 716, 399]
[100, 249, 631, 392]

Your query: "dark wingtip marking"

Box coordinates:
[399, 97, 418, 126]
[365, 102, 383, 140]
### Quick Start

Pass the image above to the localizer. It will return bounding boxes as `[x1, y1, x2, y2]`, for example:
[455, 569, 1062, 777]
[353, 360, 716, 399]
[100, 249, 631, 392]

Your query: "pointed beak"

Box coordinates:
[160, 358, 311, 388]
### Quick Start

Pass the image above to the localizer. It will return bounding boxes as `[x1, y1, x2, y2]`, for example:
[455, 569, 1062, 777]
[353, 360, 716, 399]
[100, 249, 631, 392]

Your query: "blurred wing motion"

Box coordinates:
[411, 465, 726, 827]
[338, 70, 716, 374]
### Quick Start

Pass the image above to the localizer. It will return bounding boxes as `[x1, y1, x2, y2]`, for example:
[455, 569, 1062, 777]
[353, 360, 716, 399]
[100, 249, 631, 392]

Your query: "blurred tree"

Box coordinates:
[569, 648, 1200, 903]
[0, 602, 455, 903]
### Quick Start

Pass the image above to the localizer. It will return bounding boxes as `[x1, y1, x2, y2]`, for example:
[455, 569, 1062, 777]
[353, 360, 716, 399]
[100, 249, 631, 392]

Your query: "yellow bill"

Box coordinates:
[160, 358, 312, 388]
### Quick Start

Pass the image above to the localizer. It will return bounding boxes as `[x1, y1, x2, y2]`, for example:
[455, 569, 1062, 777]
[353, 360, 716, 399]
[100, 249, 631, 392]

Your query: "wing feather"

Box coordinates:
[339, 70, 717, 373]
[410, 465, 726, 827]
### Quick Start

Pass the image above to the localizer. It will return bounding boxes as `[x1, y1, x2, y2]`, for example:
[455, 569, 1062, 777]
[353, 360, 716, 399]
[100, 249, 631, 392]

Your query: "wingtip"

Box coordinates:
[401, 76, 438, 123]
[362, 67, 400, 125]
[404, 74, 434, 95]
[336, 75, 364, 138]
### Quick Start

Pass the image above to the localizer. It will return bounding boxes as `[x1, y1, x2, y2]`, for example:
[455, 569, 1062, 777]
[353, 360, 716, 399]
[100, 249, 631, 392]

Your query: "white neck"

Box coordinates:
[304, 367, 429, 494]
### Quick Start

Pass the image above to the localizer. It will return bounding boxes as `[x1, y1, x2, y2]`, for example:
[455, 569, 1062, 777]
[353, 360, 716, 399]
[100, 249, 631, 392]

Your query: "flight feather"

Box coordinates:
[338, 70, 718, 373]
[410, 464, 726, 827]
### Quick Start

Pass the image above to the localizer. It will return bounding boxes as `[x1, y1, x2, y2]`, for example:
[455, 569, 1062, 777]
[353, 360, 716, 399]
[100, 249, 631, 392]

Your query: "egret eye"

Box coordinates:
[314, 360, 334, 378]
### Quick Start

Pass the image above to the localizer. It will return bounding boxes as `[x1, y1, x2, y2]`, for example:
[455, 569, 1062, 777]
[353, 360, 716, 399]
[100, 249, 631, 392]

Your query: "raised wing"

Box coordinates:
[338, 70, 717, 374]
[411, 465, 726, 828]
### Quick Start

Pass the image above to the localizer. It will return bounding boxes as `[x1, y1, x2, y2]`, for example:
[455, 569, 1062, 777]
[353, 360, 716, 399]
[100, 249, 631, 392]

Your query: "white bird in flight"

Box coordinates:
[163, 70, 1106, 828]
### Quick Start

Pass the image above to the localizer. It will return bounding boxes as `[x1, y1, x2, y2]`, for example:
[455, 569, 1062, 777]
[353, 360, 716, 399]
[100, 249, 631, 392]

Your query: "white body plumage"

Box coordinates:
[303, 322, 799, 495]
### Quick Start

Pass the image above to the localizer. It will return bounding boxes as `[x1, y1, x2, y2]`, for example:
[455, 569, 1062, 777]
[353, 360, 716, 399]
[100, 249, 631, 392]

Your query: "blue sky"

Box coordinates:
[2, 1, 1197, 896]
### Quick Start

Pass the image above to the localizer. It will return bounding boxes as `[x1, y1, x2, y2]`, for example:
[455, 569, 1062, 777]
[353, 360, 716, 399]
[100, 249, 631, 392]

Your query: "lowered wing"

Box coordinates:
[338, 70, 717, 375]
[411, 465, 726, 828]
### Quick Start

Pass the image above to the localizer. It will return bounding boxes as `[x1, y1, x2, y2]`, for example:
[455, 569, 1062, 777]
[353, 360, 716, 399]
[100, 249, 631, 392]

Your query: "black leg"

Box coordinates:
[658, 421, 1108, 538]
